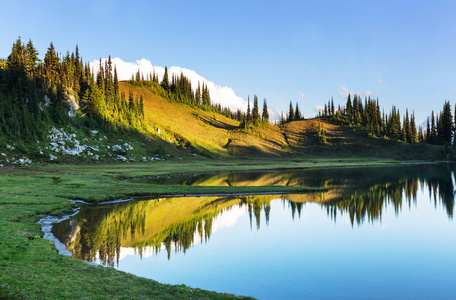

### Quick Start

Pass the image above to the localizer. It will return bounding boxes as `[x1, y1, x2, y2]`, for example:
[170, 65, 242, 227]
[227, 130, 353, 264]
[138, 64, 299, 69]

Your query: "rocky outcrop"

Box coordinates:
[66, 94, 80, 117]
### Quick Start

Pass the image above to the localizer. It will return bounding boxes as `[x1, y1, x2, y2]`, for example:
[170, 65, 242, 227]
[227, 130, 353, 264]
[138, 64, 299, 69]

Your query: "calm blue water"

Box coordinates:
[53, 164, 456, 299]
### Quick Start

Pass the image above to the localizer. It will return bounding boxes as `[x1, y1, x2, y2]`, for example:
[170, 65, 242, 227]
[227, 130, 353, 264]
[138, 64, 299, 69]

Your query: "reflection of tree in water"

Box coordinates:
[241, 195, 307, 229]
[56, 195, 287, 267]
[64, 200, 149, 267]
[161, 214, 214, 260]
[243, 196, 272, 230]
[56, 197, 246, 266]
[55, 164, 456, 267]
[324, 167, 455, 226]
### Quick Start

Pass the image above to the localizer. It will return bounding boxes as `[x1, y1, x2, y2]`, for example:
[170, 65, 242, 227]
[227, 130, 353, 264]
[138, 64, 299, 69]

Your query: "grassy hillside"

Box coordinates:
[281, 117, 446, 160]
[119, 81, 446, 161]
[0, 80, 444, 166]
[119, 81, 238, 157]
[119, 81, 291, 158]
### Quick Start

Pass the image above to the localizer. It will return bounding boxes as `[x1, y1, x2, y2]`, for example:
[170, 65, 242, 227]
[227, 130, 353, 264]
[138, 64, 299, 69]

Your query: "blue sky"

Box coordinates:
[1, 0, 456, 123]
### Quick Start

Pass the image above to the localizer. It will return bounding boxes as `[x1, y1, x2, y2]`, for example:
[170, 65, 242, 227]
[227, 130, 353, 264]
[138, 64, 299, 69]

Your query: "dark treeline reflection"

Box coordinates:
[324, 164, 455, 225]
[53, 164, 456, 267]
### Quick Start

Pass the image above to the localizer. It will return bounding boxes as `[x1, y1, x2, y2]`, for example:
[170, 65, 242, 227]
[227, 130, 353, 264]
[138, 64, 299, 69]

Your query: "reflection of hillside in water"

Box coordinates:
[52, 194, 302, 267]
[53, 164, 456, 267]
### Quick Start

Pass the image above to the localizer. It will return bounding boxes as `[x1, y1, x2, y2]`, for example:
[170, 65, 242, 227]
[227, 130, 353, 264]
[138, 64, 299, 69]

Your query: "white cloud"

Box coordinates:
[338, 86, 350, 99]
[299, 92, 311, 99]
[90, 58, 247, 112]
[211, 205, 247, 234]
[377, 79, 385, 84]
[338, 85, 373, 99]
[361, 90, 373, 97]
[314, 105, 324, 113]
[268, 107, 281, 123]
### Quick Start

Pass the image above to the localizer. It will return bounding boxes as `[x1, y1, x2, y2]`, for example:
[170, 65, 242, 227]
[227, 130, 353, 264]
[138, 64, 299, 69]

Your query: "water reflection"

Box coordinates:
[53, 163, 456, 269]
[52, 194, 310, 267]
[324, 164, 455, 225]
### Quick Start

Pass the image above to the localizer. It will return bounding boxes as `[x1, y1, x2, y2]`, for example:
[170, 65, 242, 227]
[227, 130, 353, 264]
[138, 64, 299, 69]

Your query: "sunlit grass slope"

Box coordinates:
[119, 81, 238, 157]
[119, 81, 290, 158]
[120, 81, 445, 161]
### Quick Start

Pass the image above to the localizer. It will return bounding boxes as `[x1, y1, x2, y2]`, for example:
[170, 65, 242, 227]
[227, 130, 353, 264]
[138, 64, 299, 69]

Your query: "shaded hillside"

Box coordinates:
[281, 117, 445, 160]
[119, 82, 445, 161]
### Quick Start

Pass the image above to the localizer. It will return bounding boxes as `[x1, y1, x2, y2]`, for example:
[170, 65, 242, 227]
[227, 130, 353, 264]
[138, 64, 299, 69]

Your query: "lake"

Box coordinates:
[52, 163, 456, 299]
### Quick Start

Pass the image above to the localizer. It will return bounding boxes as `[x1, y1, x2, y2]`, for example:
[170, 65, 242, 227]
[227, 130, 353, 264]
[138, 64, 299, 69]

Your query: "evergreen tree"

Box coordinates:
[389, 106, 401, 139]
[280, 111, 285, 125]
[352, 95, 358, 122]
[113, 66, 119, 96]
[25, 39, 39, 77]
[252, 95, 260, 126]
[436, 113, 444, 144]
[104, 56, 114, 109]
[161, 66, 169, 90]
[152, 70, 158, 83]
[401, 116, 407, 142]
[418, 125, 424, 142]
[201, 83, 211, 107]
[73, 44, 81, 94]
[6, 37, 27, 88]
[128, 91, 135, 114]
[139, 95, 145, 117]
[246, 97, 251, 125]
[430, 111, 436, 144]
[441, 101, 453, 145]
[96, 59, 105, 92]
[86, 83, 105, 118]
[410, 112, 417, 143]
[120, 91, 128, 114]
[43, 42, 60, 88]
[195, 82, 201, 106]
[262, 99, 269, 123]
[135, 69, 141, 82]
[288, 100, 295, 121]
[404, 109, 411, 143]
[295, 102, 302, 120]
[346, 93, 352, 116]
[425, 117, 430, 142]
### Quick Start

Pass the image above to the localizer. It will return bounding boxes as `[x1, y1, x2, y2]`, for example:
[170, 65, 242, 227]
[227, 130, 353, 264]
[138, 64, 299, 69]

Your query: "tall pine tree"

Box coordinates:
[441, 101, 453, 145]
[295, 102, 302, 120]
[252, 95, 260, 126]
[262, 99, 269, 123]
[161, 66, 169, 90]
[288, 101, 294, 121]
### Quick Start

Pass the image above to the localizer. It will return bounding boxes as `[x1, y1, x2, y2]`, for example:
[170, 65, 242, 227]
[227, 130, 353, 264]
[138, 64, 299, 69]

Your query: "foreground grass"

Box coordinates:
[0, 157, 427, 299]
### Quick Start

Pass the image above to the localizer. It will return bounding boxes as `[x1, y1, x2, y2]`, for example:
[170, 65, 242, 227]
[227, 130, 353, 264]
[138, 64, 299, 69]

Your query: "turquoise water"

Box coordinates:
[53, 164, 456, 299]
